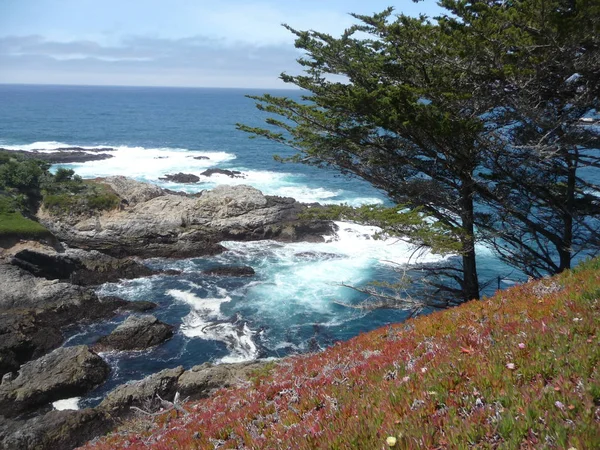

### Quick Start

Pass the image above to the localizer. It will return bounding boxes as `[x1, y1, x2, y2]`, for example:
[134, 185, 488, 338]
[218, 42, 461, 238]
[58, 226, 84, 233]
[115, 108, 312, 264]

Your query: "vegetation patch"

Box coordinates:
[84, 258, 600, 449]
[0, 196, 50, 238]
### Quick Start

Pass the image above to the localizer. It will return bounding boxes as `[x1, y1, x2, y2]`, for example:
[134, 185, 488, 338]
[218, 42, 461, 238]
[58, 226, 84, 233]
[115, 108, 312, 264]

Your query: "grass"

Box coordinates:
[83, 258, 600, 449]
[0, 196, 50, 238]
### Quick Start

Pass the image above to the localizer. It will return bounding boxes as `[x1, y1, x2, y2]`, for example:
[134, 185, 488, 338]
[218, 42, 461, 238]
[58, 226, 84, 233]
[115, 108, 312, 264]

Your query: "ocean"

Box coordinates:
[0, 84, 512, 407]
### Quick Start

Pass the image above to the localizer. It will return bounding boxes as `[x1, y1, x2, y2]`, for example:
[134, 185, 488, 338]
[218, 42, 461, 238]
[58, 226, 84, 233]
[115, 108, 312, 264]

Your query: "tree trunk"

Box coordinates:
[558, 149, 576, 272]
[460, 180, 480, 301]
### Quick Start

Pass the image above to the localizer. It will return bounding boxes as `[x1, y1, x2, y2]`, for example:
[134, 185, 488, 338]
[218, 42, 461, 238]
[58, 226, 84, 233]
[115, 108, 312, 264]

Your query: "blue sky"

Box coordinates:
[0, 0, 443, 88]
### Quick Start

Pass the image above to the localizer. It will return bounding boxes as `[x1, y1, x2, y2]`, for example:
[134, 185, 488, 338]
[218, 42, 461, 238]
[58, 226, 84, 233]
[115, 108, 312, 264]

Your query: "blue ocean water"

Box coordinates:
[0, 84, 514, 406]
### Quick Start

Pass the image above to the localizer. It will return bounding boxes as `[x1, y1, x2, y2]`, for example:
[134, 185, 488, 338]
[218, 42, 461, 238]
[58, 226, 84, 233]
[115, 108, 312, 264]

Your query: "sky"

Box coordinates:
[0, 0, 443, 88]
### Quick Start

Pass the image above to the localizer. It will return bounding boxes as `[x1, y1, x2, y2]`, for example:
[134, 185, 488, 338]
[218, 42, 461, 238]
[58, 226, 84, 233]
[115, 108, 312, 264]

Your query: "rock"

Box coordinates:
[0, 263, 130, 378]
[0, 408, 114, 450]
[203, 265, 256, 277]
[99, 366, 185, 412]
[176, 361, 267, 400]
[0, 346, 110, 417]
[118, 300, 158, 313]
[0, 312, 64, 377]
[99, 361, 269, 413]
[294, 251, 341, 260]
[0, 148, 114, 164]
[192, 155, 209, 160]
[200, 168, 244, 178]
[94, 315, 174, 351]
[0, 263, 96, 311]
[159, 173, 201, 183]
[10, 247, 163, 286]
[100, 176, 164, 206]
[37, 179, 335, 258]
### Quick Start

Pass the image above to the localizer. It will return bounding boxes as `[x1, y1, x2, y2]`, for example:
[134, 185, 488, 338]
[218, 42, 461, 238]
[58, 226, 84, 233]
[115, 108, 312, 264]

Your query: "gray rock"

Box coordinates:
[0, 345, 110, 417]
[176, 361, 267, 400]
[201, 168, 244, 178]
[94, 315, 174, 351]
[101, 175, 164, 206]
[99, 366, 185, 412]
[99, 361, 269, 413]
[0, 408, 113, 450]
[159, 173, 201, 183]
[0, 263, 95, 311]
[37, 179, 335, 258]
[203, 265, 255, 277]
[10, 246, 170, 286]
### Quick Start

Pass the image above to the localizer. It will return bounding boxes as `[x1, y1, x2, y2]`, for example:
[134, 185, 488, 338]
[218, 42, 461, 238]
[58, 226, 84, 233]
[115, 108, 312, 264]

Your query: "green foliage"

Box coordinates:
[0, 195, 50, 238]
[303, 203, 462, 255]
[85, 190, 120, 211]
[0, 150, 119, 218]
[42, 183, 120, 215]
[239, 0, 600, 300]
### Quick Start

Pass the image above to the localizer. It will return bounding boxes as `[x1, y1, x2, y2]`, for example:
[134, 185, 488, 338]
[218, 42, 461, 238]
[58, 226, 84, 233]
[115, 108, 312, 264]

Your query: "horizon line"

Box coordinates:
[0, 82, 301, 91]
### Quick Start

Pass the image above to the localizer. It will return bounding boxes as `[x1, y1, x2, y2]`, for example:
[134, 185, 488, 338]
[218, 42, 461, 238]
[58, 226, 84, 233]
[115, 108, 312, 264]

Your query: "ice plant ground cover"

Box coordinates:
[83, 258, 600, 449]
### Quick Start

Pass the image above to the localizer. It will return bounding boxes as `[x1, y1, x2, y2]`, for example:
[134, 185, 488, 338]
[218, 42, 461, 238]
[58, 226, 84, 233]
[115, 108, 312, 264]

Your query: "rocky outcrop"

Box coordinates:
[201, 168, 244, 178]
[10, 247, 158, 286]
[0, 148, 115, 164]
[0, 408, 114, 450]
[0, 262, 101, 312]
[100, 361, 268, 413]
[94, 315, 174, 351]
[203, 265, 256, 277]
[176, 361, 265, 400]
[0, 262, 145, 378]
[0, 312, 64, 378]
[0, 345, 110, 417]
[159, 173, 200, 183]
[37, 178, 335, 258]
[99, 366, 185, 412]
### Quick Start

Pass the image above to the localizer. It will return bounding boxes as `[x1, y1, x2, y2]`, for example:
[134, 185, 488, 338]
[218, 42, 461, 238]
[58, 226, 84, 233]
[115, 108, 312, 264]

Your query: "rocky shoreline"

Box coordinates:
[0, 177, 334, 449]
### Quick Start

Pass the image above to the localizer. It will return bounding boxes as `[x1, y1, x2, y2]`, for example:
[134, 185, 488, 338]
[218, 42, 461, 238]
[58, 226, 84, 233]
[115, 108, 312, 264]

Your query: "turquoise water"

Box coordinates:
[0, 84, 516, 406]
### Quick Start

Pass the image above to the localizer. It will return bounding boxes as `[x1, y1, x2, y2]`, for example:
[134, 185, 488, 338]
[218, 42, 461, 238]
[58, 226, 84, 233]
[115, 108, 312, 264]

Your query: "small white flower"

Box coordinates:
[386, 436, 397, 447]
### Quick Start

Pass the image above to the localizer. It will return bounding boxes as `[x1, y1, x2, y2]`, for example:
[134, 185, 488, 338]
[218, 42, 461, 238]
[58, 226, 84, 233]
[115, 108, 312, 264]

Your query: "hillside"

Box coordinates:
[83, 259, 600, 449]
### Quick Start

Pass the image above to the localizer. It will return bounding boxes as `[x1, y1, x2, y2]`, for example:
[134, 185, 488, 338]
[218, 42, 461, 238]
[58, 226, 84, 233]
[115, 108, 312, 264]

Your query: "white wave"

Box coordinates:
[167, 289, 230, 317]
[168, 289, 258, 363]
[218, 221, 450, 323]
[0, 141, 105, 151]
[59, 147, 235, 181]
[325, 221, 447, 266]
[52, 397, 80, 411]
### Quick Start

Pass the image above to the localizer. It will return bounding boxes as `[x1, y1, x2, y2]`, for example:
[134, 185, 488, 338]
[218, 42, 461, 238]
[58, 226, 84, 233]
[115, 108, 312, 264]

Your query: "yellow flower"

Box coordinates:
[386, 436, 397, 447]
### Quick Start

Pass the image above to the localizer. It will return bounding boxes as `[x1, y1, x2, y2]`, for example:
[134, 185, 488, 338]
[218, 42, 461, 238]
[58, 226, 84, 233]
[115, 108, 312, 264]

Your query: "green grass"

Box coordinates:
[0, 197, 50, 237]
[85, 259, 600, 450]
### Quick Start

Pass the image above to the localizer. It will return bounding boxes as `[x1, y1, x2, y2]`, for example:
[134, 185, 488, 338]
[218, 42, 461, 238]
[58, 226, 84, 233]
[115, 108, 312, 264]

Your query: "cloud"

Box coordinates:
[0, 34, 303, 88]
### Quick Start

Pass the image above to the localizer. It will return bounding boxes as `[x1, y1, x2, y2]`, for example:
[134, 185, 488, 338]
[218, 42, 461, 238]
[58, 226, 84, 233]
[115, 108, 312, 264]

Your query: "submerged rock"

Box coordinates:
[203, 265, 256, 277]
[94, 315, 174, 351]
[0, 345, 110, 417]
[200, 168, 244, 178]
[159, 172, 201, 183]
